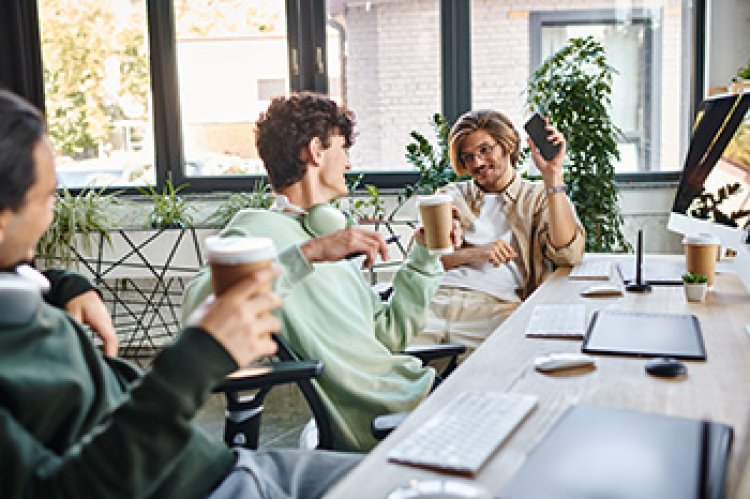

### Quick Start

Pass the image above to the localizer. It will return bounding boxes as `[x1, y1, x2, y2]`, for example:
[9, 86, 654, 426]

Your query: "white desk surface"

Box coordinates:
[325, 254, 750, 498]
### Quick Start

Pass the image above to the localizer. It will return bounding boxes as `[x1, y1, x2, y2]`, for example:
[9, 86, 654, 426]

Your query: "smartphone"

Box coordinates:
[524, 113, 561, 161]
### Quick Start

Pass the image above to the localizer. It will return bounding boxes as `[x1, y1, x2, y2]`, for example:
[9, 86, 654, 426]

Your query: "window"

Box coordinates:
[471, 1, 692, 174]
[15, 0, 699, 192]
[326, 0, 441, 172]
[174, 0, 288, 178]
[38, 0, 155, 188]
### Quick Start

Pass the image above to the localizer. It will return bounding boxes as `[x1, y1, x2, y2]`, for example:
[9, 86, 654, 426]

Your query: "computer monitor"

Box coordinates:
[667, 91, 750, 292]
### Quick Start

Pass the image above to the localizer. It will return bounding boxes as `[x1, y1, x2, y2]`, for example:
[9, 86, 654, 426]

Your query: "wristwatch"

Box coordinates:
[545, 184, 568, 195]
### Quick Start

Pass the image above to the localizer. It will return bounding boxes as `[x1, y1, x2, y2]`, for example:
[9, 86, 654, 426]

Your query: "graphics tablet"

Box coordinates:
[582, 310, 706, 360]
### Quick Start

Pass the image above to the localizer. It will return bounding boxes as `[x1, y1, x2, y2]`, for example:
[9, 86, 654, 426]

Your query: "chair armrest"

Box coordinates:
[403, 343, 466, 364]
[213, 361, 323, 393]
[372, 412, 410, 440]
[403, 343, 466, 379]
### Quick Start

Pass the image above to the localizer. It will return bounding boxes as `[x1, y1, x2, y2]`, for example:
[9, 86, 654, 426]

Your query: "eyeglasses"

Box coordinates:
[459, 142, 499, 165]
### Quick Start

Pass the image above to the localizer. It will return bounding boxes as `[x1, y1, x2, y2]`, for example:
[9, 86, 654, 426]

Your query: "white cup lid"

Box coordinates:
[205, 236, 276, 264]
[682, 233, 720, 246]
[417, 194, 452, 206]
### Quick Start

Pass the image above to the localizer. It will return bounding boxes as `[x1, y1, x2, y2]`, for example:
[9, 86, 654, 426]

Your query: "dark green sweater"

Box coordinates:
[0, 274, 237, 498]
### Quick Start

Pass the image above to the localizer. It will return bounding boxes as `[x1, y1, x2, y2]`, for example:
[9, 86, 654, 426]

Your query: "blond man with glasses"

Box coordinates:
[411, 109, 585, 358]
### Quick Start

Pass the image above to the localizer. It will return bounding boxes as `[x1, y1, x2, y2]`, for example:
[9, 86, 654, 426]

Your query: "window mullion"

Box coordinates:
[146, 0, 184, 188]
[441, 0, 471, 124]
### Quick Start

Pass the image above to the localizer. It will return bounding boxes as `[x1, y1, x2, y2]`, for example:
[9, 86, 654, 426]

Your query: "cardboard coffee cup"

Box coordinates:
[417, 194, 453, 254]
[682, 234, 720, 286]
[205, 236, 276, 296]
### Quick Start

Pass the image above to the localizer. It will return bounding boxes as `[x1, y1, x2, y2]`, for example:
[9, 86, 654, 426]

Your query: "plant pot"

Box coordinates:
[684, 282, 708, 302]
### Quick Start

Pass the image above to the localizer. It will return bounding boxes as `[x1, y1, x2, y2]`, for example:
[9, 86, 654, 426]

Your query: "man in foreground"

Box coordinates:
[0, 89, 359, 498]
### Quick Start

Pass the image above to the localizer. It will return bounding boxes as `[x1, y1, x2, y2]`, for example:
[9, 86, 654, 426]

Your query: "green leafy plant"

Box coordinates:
[352, 184, 386, 221]
[690, 182, 750, 229]
[737, 58, 750, 80]
[205, 180, 274, 227]
[137, 179, 194, 229]
[404, 113, 468, 197]
[682, 272, 708, 284]
[526, 36, 630, 253]
[37, 187, 118, 268]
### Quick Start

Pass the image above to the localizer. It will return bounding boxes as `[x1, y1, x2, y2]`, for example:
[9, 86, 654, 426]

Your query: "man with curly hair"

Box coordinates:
[184, 92, 461, 452]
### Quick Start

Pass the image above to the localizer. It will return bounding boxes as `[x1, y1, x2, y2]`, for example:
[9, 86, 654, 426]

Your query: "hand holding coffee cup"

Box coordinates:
[205, 236, 277, 296]
[682, 234, 720, 286]
[417, 194, 454, 254]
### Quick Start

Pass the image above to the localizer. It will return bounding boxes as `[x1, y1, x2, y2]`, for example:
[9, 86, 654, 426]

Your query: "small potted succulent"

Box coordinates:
[682, 272, 709, 302]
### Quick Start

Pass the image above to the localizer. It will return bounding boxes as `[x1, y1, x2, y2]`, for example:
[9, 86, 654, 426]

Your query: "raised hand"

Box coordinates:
[300, 227, 389, 268]
[527, 118, 567, 184]
[196, 266, 282, 366]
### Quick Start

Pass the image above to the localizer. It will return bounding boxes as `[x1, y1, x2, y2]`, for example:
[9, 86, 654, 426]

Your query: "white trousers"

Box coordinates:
[412, 287, 519, 361]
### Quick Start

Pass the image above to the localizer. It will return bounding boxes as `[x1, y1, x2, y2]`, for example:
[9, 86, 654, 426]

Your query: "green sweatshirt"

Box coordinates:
[182, 209, 444, 451]
[0, 274, 237, 498]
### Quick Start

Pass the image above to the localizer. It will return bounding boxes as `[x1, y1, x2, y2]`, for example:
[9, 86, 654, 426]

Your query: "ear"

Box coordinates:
[0, 209, 11, 245]
[302, 137, 325, 167]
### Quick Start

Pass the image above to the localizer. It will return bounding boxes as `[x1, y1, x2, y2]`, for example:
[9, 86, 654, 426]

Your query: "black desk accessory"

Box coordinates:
[645, 357, 687, 377]
[582, 310, 706, 360]
[524, 113, 561, 161]
[625, 229, 653, 293]
[501, 405, 733, 499]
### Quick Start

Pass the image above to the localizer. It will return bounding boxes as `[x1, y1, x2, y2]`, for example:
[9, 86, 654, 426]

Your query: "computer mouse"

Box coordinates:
[645, 357, 687, 378]
[534, 353, 595, 373]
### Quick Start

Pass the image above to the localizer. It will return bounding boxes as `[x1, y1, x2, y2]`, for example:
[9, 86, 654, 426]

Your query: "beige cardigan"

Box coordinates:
[440, 174, 585, 299]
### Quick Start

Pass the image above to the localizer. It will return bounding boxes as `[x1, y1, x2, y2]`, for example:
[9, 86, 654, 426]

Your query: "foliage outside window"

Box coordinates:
[527, 36, 629, 253]
[38, 0, 153, 188]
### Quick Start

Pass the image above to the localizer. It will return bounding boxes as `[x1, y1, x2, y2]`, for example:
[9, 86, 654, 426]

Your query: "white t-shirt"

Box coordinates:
[441, 194, 522, 302]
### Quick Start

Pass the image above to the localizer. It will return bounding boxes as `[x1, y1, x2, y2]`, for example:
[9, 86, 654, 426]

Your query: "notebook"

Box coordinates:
[582, 309, 706, 360]
[525, 304, 587, 338]
[502, 405, 733, 499]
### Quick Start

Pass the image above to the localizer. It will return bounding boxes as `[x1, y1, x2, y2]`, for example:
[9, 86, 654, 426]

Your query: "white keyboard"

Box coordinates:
[387, 391, 537, 475]
[568, 260, 615, 280]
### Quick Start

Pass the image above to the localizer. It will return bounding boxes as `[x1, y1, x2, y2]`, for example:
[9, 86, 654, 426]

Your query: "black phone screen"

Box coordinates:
[524, 113, 561, 161]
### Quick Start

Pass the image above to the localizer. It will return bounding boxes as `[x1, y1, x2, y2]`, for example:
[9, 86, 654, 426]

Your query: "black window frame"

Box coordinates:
[0, 0, 705, 193]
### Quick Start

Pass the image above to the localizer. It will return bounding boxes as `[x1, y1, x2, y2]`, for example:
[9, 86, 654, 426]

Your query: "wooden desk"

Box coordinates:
[326, 255, 750, 498]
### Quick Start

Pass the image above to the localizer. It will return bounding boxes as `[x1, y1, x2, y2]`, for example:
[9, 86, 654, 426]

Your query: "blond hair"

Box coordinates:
[448, 109, 520, 176]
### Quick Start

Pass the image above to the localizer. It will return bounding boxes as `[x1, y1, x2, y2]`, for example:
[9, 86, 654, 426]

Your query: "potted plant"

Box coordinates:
[138, 178, 194, 229]
[526, 36, 630, 253]
[682, 272, 708, 302]
[36, 187, 118, 269]
[731, 58, 750, 93]
[204, 180, 274, 228]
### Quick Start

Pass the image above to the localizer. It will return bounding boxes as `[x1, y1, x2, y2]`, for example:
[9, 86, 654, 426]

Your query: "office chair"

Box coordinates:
[213, 335, 466, 450]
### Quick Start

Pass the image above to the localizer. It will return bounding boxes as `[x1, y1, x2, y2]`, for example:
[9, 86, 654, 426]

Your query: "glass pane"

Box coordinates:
[174, 0, 288, 177]
[38, 0, 155, 188]
[327, 0, 441, 171]
[471, 1, 691, 173]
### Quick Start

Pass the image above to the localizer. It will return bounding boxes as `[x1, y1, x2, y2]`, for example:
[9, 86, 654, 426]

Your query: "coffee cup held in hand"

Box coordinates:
[417, 194, 454, 254]
[205, 236, 277, 296]
[682, 234, 720, 286]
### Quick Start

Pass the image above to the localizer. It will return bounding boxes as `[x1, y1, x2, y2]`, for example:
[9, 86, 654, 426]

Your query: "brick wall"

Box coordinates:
[343, 0, 688, 172]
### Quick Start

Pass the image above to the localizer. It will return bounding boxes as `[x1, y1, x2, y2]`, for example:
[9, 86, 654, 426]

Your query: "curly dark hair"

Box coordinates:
[0, 90, 46, 212]
[255, 92, 356, 190]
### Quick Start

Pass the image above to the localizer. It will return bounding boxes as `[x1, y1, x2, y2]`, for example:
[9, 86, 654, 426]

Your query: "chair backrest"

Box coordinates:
[273, 335, 335, 449]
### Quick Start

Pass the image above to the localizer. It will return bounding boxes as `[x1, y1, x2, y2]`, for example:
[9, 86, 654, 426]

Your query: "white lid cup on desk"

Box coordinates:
[682, 233, 720, 286]
[204, 236, 276, 264]
[681, 233, 720, 246]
